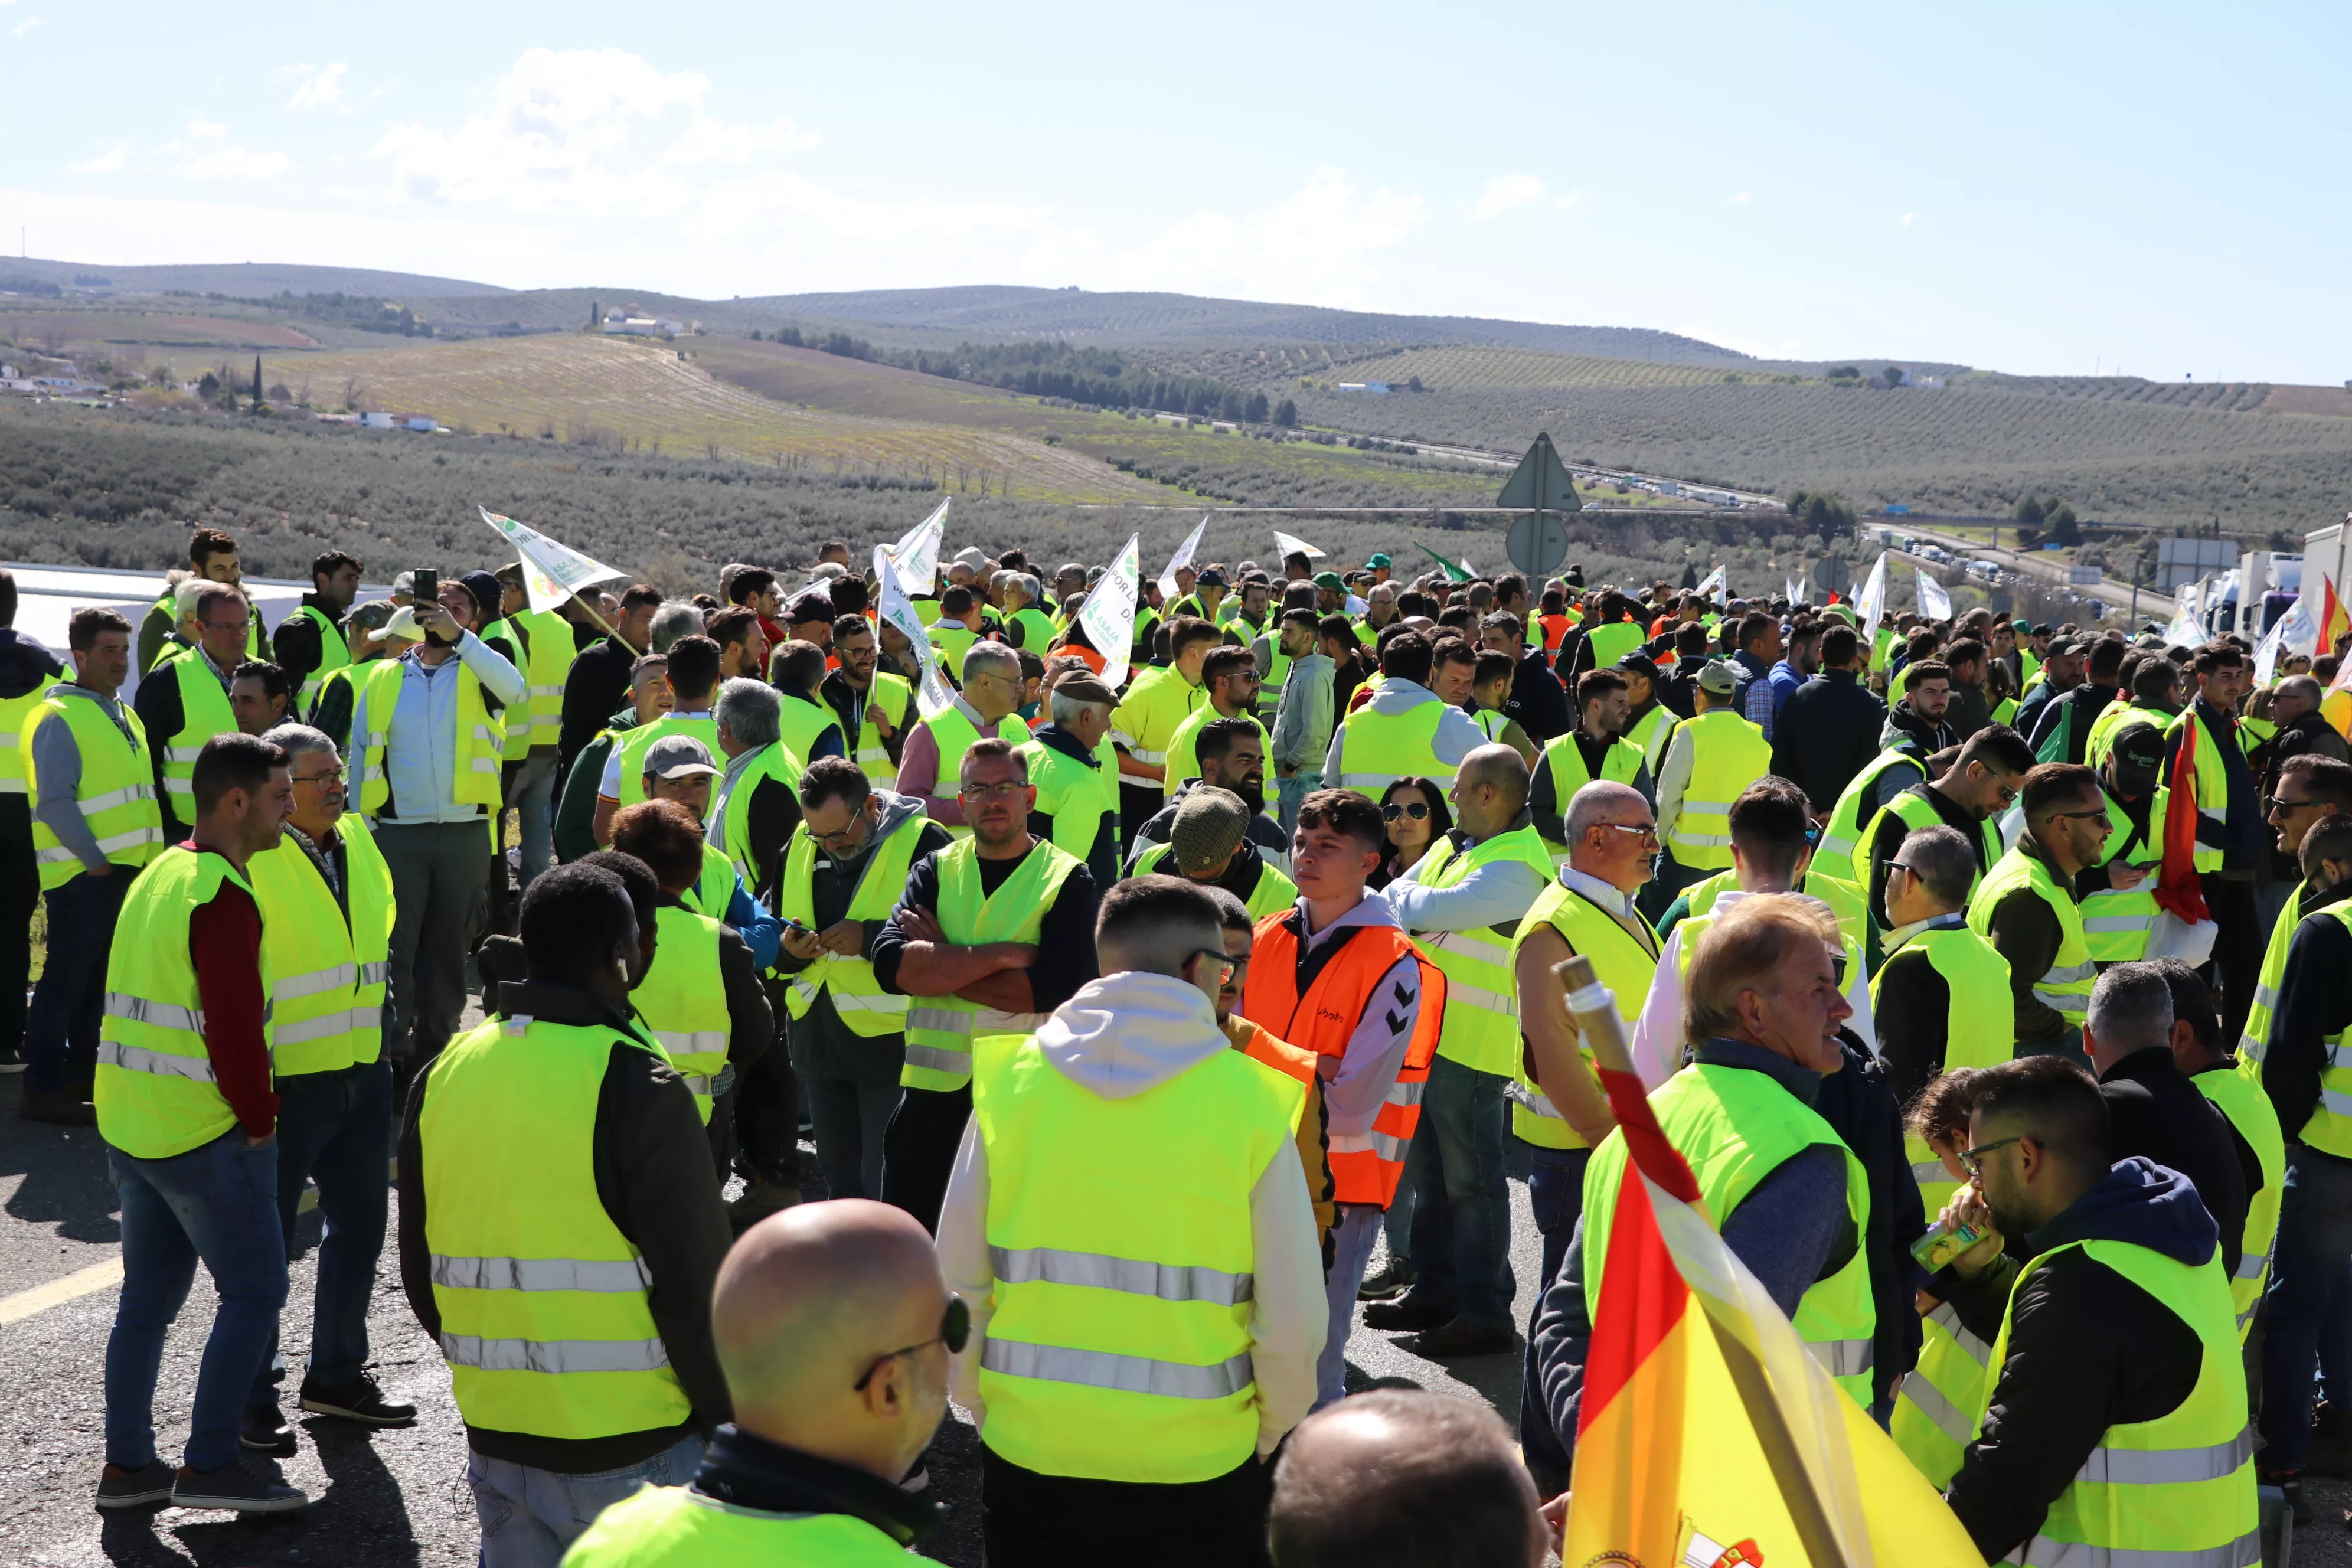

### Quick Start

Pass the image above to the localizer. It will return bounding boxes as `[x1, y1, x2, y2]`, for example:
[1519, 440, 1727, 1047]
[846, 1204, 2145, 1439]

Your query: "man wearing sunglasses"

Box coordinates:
[1966, 763, 2112, 1063]
[1861, 723, 2034, 932]
[1932, 1056, 2255, 1568]
[937, 876, 1324, 1565]
[566, 1201, 956, 1564]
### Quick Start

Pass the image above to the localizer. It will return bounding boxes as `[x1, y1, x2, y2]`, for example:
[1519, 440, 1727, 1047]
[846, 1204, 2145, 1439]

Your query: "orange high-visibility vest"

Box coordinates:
[1538, 613, 1572, 652]
[1239, 912, 1443, 1208]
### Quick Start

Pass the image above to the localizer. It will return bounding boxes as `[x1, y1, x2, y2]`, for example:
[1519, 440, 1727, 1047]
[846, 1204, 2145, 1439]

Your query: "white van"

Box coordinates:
[1966, 560, 2001, 584]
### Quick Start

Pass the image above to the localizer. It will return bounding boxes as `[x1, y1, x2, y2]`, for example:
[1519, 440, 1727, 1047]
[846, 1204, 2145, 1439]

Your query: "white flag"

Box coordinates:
[874, 546, 956, 718]
[1785, 575, 1802, 606]
[1694, 564, 1727, 601]
[478, 508, 626, 615]
[1854, 553, 1890, 646]
[2164, 580, 2205, 648]
[1270, 527, 1327, 562]
[1917, 570, 1952, 621]
[2257, 596, 2320, 687]
[1158, 515, 1210, 602]
[1081, 535, 1142, 691]
[883, 498, 949, 598]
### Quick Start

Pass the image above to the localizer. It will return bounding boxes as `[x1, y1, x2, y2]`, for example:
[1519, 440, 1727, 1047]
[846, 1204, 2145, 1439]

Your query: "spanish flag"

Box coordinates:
[2320, 571, 2351, 656]
[1558, 963, 1981, 1568]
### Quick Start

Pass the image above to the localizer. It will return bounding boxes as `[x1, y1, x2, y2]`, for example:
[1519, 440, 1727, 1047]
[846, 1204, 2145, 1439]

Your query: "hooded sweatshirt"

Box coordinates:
[1318, 676, 1489, 786]
[1941, 1158, 2214, 1563]
[934, 970, 1327, 1458]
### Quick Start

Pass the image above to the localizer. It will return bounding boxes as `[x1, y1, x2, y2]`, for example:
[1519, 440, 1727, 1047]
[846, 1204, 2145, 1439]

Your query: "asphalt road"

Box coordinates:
[0, 1010, 1560, 1568]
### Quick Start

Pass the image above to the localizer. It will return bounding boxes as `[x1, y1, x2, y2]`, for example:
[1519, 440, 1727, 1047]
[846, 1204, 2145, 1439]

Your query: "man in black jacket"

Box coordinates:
[2027, 636, 2118, 763]
[1479, 607, 1572, 744]
[2012, 635, 2080, 749]
[0, 572, 63, 1075]
[556, 584, 662, 791]
[2083, 962, 2248, 1277]
[1769, 623, 1886, 813]
[1863, 724, 2033, 929]
[1937, 1056, 2242, 1565]
[268, 550, 362, 710]
[398, 861, 735, 1564]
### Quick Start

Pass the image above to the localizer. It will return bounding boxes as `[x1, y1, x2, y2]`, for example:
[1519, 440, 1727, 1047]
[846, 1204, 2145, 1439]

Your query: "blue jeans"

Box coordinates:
[1317, 1203, 1384, 1410]
[1521, 1143, 1590, 1488]
[249, 1059, 393, 1411]
[466, 1432, 702, 1568]
[1277, 770, 1322, 839]
[25, 868, 128, 1096]
[511, 751, 557, 893]
[104, 1129, 289, 1473]
[2260, 1143, 2352, 1469]
[1402, 1057, 1515, 1328]
[806, 1076, 897, 1201]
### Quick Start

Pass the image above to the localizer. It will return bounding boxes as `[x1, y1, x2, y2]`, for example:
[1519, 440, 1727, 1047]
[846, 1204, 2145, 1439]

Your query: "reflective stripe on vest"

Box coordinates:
[28, 691, 165, 890]
[1404, 825, 1553, 1076]
[990, 1244, 1253, 1305]
[903, 838, 1082, 1092]
[635, 905, 730, 1122]
[1336, 697, 1453, 797]
[1968, 846, 2096, 1026]
[981, 1338, 1253, 1400]
[1662, 710, 1772, 869]
[1504, 878, 1658, 1150]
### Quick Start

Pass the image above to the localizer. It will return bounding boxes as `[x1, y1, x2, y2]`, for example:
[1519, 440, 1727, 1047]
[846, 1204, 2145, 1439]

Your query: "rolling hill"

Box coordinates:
[0, 258, 507, 299]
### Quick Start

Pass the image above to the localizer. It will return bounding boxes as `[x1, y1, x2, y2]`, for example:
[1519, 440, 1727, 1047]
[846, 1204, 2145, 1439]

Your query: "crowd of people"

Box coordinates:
[15, 518, 2338, 1563]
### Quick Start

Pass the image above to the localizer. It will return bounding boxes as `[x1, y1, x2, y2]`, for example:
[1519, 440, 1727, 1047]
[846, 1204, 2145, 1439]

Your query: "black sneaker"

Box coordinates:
[170, 1459, 308, 1513]
[2262, 1467, 2312, 1527]
[1357, 1256, 1417, 1301]
[299, 1370, 417, 1427]
[94, 1459, 176, 1510]
[241, 1405, 296, 1456]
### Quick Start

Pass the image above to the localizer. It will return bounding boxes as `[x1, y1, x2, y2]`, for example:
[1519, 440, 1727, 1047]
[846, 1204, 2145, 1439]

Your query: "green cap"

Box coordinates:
[1366, 553, 1392, 569]
[2011, 619, 2032, 633]
[1314, 571, 1346, 592]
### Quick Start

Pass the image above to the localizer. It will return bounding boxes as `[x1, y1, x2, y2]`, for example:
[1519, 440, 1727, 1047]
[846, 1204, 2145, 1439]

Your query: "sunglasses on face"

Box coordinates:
[1958, 1135, 2024, 1177]
[854, 1295, 970, 1391]
[1383, 802, 1431, 823]
[1189, 948, 1238, 986]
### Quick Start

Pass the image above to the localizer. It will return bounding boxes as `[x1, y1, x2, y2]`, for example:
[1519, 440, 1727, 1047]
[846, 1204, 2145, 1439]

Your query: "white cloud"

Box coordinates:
[1100, 166, 1427, 306]
[12, 15, 41, 35]
[181, 146, 290, 180]
[1473, 173, 1547, 220]
[288, 63, 349, 112]
[187, 117, 227, 141]
[372, 47, 815, 216]
[69, 147, 125, 175]
[1729, 191, 1755, 206]
[1899, 211, 1919, 226]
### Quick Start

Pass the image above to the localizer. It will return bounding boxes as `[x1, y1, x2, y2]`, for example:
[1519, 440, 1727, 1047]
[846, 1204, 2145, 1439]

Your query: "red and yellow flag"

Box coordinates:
[2155, 718, 2211, 925]
[1562, 1057, 1981, 1568]
[2318, 572, 2351, 655]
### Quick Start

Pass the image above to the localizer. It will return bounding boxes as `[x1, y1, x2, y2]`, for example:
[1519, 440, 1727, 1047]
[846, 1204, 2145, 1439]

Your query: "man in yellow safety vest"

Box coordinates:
[0, 567, 65, 1081]
[898, 640, 1027, 842]
[1647, 659, 1772, 919]
[133, 580, 252, 842]
[1968, 763, 2113, 1062]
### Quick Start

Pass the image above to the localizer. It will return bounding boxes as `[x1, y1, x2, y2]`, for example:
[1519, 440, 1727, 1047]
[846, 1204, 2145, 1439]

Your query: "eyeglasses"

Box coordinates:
[2268, 795, 2322, 816]
[201, 619, 247, 633]
[1190, 949, 1238, 986]
[292, 767, 345, 788]
[1382, 801, 1431, 823]
[2045, 808, 2109, 824]
[1881, 859, 1916, 878]
[1596, 821, 1660, 842]
[959, 781, 1029, 801]
[854, 1295, 970, 1390]
[1957, 1135, 2024, 1177]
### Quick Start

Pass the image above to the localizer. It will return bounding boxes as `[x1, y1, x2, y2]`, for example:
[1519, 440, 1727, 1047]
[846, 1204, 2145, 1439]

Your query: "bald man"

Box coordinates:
[563, 1201, 954, 1564]
[1267, 1389, 1546, 1567]
[1368, 744, 1553, 1356]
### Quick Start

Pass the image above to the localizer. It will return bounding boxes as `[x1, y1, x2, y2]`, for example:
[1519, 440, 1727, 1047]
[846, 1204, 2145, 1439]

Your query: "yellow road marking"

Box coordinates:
[0, 1257, 125, 1325]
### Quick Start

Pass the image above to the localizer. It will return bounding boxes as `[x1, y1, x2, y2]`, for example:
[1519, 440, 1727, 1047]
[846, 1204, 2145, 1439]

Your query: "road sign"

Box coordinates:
[1499, 432, 1581, 576]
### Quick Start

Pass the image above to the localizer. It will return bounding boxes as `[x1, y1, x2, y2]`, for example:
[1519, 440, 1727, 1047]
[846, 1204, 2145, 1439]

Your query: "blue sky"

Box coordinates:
[2, 0, 2344, 381]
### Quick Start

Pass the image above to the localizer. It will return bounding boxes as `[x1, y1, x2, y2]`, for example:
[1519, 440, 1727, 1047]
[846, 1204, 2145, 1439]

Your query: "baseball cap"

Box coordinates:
[1170, 786, 1249, 877]
[1366, 553, 1392, 569]
[1313, 571, 1346, 592]
[1615, 652, 1661, 682]
[1697, 659, 1743, 696]
[1195, 567, 1229, 589]
[787, 592, 835, 625]
[459, 571, 503, 622]
[642, 734, 720, 780]
[952, 546, 988, 572]
[2011, 619, 2033, 634]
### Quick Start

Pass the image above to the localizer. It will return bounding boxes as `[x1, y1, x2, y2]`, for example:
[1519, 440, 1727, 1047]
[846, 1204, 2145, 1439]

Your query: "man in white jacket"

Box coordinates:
[937, 875, 1325, 1567]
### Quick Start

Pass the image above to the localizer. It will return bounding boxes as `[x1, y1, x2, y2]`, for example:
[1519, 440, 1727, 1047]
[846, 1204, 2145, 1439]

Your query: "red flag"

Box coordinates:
[2155, 717, 2210, 923]
[2321, 573, 2350, 656]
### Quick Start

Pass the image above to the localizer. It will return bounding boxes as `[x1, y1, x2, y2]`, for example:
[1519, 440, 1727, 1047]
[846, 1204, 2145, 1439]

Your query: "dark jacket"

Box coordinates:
[1525, 1039, 1854, 1488]
[1770, 669, 1888, 812]
[1882, 696, 1956, 759]
[1866, 782, 1992, 931]
[1506, 646, 1573, 743]
[872, 841, 1101, 1014]
[1945, 678, 1992, 740]
[1870, 913, 1972, 1108]
[772, 793, 953, 1085]
[1941, 1159, 2213, 1564]
[686, 1424, 942, 1550]
[1976, 835, 2073, 1049]
[2027, 681, 2118, 765]
[133, 648, 234, 842]
[269, 592, 347, 700]
[558, 634, 643, 790]
[2260, 711, 2351, 878]
[2098, 1045, 2247, 1278]
[1813, 1032, 1928, 1405]
[397, 980, 734, 1472]
[2262, 875, 2352, 1145]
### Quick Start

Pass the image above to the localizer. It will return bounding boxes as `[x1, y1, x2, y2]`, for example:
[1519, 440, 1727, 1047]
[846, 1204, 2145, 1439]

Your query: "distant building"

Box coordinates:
[602, 311, 684, 337]
[359, 411, 396, 429]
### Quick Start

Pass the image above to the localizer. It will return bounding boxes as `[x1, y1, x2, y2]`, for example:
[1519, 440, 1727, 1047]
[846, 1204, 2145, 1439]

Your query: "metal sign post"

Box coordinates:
[1499, 432, 1582, 577]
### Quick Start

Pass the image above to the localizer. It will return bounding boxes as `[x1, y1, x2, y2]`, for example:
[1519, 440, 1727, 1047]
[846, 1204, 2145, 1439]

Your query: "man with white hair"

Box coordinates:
[1000, 573, 1055, 654]
[897, 641, 1028, 838]
[1016, 672, 1122, 886]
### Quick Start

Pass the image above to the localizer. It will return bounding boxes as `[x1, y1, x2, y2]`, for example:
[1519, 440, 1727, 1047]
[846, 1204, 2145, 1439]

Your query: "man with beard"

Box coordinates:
[1530, 668, 1653, 865]
[2015, 635, 2085, 750]
[1129, 718, 1289, 875]
[2028, 637, 2119, 765]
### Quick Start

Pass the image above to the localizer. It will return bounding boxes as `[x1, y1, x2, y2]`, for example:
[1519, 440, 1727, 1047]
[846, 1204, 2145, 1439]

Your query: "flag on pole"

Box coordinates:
[2318, 573, 2350, 656]
[1416, 543, 1473, 583]
[1786, 575, 1802, 606]
[1854, 553, 1889, 641]
[1694, 564, 1727, 602]
[1080, 534, 1142, 690]
[478, 508, 627, 615]
[1916, 570, 1952, 621]
[2255, 594, 2318, 687]
[2164, 581, 2204, 648]
[2155, 715, 2212, 924]
[881, 498, 949, 599]
[874, 545, 956, 718]
[1270, 527, 1327, 562]
[1158, 515, 1210, 602]
[1559, 960, 1983, 1568]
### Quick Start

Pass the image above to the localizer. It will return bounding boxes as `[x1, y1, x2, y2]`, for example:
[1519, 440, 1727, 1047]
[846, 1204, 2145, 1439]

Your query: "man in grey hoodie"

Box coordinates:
[1322, 631, 1489, 799]
[1268, 608, 1332, 837]
[937, 875, 1324, 1566]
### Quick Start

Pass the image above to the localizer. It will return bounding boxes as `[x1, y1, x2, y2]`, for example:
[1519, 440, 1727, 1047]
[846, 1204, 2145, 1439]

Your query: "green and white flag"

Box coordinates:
[479, 507, 626, 615]
[1082, 534, 1142, 690]
[1416, 543, 1473, 583]
[1270, 526, 1326, 561]
[1694, 564, 1728, 602]
[883, 497, 949, 599]
[875, 545, 956, 717]
[1158, 515, 1209, 602]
